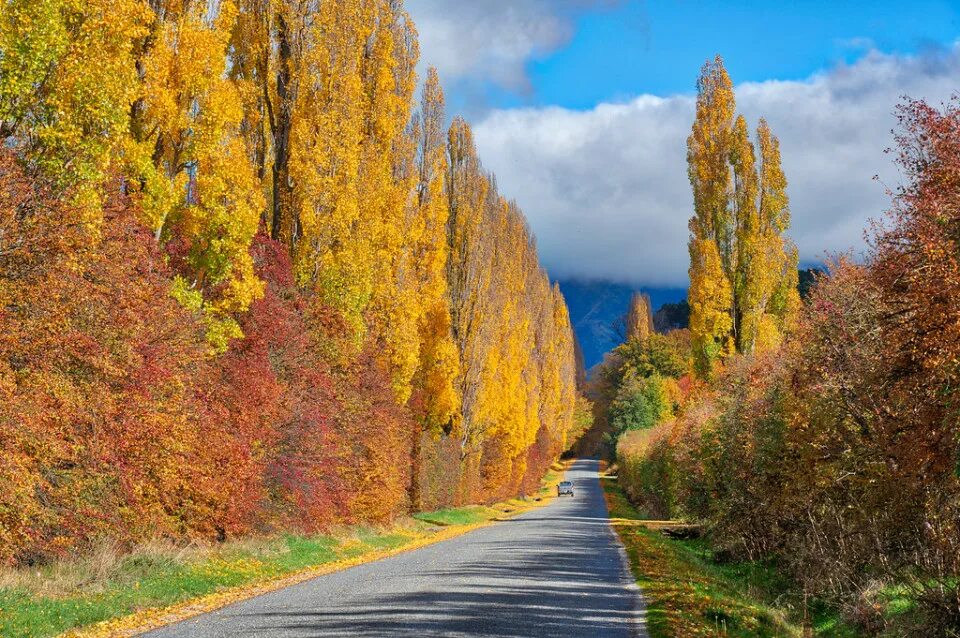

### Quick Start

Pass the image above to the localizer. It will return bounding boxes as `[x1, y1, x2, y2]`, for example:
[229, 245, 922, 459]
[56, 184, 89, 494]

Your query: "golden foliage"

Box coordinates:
[445, 119, 579, 500]
[686, 56, 798, 375]
[0, 0, 582, 560]
[625, 292, 655, 343]
[408, 68, 460, 429]
[129, 0, 265, 349]
[0, 0, 149, 210]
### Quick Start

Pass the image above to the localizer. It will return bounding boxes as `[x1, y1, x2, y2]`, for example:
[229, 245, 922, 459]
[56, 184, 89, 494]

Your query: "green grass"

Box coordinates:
[412, 505, 497, 526]
[537, 469, 561, 497]
[0, 529, 414, 638]
[413, 465, 564, 527]
[602, 475, 864, 637]
[870, 577, 958, 632]
[0, 463, 567, 638]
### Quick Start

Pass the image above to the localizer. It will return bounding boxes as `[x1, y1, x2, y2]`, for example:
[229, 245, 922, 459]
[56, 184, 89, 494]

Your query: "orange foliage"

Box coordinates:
[616, 99, 960, 634]
[0, 0, 582, 567]
[0, 156, 419, 562]
[0, 156, 217, 561]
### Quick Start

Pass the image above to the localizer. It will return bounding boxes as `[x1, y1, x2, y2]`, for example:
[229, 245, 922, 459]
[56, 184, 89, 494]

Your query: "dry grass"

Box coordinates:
[0, 536, 299, 600]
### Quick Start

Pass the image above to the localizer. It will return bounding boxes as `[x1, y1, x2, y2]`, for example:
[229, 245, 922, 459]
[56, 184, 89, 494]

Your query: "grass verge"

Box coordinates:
[0, 463, 567, 638]
[601, 473, 862, 637]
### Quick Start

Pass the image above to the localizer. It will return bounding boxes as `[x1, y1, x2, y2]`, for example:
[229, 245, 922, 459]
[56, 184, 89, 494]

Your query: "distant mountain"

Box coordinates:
[798, 267, 824, 300]
[560, 268, 821, 370]
[653, 299, 690, 333]
[557, 279, 686, 369]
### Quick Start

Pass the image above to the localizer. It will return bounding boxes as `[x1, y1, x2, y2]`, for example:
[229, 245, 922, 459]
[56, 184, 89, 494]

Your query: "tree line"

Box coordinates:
[608, 57, 960, 635]
[0, 0, 586, 565]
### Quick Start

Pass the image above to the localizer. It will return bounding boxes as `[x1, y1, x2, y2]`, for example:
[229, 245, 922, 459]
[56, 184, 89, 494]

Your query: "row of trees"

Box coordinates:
[0, 0, 584, 564]
[615, 57, 960, 635]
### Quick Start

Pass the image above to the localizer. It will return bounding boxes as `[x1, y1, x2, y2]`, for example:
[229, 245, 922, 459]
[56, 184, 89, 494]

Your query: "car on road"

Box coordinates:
[557, 480, 574, 497]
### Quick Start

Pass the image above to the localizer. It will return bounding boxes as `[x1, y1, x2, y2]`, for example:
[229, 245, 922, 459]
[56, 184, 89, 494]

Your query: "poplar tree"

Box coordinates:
[625, 292, 655, 343]
[446, 117, 492, 470]
[409, 67, 460, 431]
[444, 119, 580, 499]
[128, 0, 264, 351]
[228, 0, 308, 251]
[0, 0, 148, 210]
[687, 56, 799, 375]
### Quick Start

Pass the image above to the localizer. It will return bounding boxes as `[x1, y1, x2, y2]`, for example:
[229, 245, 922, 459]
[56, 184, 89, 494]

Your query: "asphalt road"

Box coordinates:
[143, 458, 647, 638]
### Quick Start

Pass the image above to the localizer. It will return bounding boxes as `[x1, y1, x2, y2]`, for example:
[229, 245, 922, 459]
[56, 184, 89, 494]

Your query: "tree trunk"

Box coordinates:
[271, 12, 295, 249]
[409, 425, 423, 512]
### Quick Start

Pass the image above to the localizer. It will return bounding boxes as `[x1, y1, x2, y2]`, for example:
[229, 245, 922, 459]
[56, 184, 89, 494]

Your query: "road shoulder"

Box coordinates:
[600, 471, 861, 637]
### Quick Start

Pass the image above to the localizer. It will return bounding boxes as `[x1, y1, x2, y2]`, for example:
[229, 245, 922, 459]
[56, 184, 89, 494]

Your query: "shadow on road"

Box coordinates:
[144, 459, 645, 638]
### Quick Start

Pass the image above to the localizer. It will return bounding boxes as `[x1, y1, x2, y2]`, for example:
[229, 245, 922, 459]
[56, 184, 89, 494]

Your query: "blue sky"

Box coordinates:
[407, 0, 960, 287]
[525, 1, 960, 108]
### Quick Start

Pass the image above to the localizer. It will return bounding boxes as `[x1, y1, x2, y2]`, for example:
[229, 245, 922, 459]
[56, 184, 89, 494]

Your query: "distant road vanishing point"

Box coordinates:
[143, 458, 647, 638]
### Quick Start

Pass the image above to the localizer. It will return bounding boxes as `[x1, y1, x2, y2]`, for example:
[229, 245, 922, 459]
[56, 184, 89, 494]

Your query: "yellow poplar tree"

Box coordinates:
[553, 287, 579, 450]
[539, 283, 579, 458]
[687, 55, 799, 375]
[0, 0, 149, 212]
[753, 118, 801, 349]
[275, 0, 417, 372]
[228, 0, 310, 251]
[409, 67, 460, 429]
[128, 0, 264, 351]
[477, 201, 535, 495]
[688, 236, 733, 375]
[361, 0, 423, 401]
[444, 115, 581, 500]
[545, 284, 578, 452]
[625, 292, 654, 343]
[446, 116, 492, 467]
[288, 0, 366, 333]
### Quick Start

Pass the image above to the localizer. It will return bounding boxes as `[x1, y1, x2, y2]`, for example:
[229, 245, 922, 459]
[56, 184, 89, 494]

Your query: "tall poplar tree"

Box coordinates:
[625, 292, 654, 343]
[228, 0, 308, 251]
[687, 56, 799, 375]
[128, 0, 264, 351]
[0, 0, 148, 210]
[409, 67, 460, 429]
[446, 117, 492, 472]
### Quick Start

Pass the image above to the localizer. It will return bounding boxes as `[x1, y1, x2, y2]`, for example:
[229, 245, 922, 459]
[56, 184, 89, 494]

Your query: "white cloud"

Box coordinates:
[406, 0, 616, 96]
[472, 45, 960, 287]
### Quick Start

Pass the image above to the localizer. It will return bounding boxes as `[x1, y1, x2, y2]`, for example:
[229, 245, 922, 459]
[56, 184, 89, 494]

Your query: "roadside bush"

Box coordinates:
[609, 373, 671, 435]
[615, 98, 960, 635]
[0, 157, 217, 562]
[0, 157, 421, 563]
[616, 425, 677, 519]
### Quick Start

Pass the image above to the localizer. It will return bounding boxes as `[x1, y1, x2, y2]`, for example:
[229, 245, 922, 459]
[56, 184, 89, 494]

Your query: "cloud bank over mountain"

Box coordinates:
[469, 45, 960, 287]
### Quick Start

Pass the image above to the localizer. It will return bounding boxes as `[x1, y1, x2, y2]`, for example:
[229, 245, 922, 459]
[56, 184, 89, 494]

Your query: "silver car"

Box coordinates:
[557, 480, 574, 497]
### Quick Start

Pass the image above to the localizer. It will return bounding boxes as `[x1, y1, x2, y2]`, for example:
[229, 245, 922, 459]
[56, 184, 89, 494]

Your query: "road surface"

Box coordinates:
[143, 458, 646, 637]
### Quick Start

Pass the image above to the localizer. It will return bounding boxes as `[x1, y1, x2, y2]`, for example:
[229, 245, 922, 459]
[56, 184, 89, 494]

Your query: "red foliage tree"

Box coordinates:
[0, 155, 219, 561]
[198, 235, 347, 534]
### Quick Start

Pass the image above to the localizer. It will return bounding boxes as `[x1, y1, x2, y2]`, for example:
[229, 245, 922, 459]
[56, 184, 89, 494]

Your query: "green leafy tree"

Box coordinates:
[610, 373, 670, 434]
